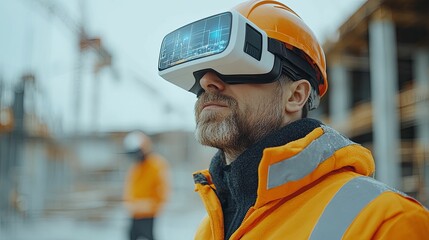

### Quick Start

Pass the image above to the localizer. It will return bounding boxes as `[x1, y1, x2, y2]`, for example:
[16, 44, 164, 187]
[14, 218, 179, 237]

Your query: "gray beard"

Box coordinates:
[195, 92, 283, 157]
[195, 109, 241, 153]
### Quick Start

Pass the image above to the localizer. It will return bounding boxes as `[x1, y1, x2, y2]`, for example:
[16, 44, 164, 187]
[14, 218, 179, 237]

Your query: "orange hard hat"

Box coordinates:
[234, 0, 328, 97]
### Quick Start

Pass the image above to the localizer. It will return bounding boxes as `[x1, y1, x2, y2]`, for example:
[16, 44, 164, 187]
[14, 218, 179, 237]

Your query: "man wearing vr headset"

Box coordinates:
[158, 0, 429, 239]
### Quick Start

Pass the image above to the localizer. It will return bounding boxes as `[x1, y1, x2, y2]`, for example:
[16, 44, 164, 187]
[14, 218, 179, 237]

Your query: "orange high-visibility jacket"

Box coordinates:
[124, 153, 169, 218]
[193, 124, 429, 239]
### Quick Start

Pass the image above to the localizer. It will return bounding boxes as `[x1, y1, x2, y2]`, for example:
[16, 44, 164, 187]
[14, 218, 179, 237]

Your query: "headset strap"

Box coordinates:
[268, 38, 320, 94]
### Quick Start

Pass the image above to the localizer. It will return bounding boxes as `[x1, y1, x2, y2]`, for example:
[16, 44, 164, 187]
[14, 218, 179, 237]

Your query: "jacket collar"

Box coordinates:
[206, 118, 375, 209]
[209, 118, 324, 211]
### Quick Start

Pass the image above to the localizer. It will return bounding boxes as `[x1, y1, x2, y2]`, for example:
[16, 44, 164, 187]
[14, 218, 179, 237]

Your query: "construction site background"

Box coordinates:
[1, 0, 428, 239]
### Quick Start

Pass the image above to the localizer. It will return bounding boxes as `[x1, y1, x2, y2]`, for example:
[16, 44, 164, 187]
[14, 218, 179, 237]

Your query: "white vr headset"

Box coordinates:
[158, 10, 320, 109]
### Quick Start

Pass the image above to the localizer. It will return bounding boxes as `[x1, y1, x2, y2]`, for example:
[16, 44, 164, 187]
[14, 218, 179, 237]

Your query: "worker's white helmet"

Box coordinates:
[123, 131, 153, 160]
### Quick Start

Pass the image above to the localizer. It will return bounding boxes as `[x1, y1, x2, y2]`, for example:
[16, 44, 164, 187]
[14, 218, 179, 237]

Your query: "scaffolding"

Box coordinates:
[321, 0, 429, 205]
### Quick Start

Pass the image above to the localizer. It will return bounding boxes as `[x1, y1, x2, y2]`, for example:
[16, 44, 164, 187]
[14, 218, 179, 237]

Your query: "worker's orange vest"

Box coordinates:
[194, 126, 429, 239]
[124, 153, 169, 218]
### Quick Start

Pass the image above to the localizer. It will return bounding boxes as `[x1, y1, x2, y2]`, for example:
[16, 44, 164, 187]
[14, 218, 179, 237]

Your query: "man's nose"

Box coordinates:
[199, 72, 226, 93]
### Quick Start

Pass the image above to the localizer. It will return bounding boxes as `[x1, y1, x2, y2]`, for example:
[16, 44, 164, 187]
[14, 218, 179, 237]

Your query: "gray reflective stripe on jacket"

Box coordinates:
[309, 176, 404, 240]
[267, 125, 355, 189]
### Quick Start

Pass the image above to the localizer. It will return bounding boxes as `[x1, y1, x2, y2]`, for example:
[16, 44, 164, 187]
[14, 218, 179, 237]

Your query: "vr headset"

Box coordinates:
[158, 10, 320, 109]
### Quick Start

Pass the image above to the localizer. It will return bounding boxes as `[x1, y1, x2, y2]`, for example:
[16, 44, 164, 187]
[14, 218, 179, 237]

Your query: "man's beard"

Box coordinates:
[194, 91, 284, 155]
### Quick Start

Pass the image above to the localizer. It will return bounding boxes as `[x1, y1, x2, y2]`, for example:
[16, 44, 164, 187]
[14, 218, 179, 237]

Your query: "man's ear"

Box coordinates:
[285, 79, 311, 114]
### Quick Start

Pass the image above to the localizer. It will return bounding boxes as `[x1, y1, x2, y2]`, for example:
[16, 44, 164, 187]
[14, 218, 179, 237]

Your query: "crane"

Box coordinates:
[25, 0, 183, 133]
[26, 0, 114, 132]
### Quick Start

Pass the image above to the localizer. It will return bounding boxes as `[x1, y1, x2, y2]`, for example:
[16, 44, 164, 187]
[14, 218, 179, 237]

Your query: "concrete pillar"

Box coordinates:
[414, 49, 429, 206]
[369, 8, 401, 189]
[414, 50, 429, 147]
[329, 56, 351, 127]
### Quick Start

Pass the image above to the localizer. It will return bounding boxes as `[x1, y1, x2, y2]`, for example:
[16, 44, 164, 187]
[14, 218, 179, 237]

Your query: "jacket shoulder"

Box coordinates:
[340, 177, 429, 239]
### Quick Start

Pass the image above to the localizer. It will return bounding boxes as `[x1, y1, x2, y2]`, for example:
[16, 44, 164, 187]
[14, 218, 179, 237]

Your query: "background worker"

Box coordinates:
[122, 131, 169, 240]
[158, 0, 429, 239]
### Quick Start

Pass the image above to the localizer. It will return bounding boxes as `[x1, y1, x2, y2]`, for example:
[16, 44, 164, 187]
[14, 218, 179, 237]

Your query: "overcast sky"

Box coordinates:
[0, 0, 366, 135]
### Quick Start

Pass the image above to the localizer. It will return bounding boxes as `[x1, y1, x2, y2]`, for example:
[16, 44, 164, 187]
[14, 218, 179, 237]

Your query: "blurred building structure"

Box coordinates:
[0, 75, 212, 238]
[1, 1, 208, 238]
[0, 74, 210, 236]
[319, 0, 429, 206]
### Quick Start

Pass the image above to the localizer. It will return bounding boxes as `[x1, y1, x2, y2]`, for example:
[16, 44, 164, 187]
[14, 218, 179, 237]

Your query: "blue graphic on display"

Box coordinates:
[159, 12, 232, 70]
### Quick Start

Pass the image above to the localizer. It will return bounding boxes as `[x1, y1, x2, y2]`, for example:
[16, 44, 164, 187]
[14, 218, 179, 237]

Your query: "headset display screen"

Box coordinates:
[159, 12, 232, 71]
